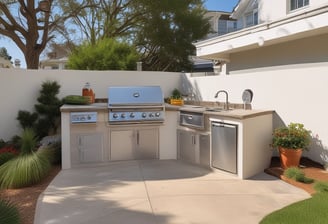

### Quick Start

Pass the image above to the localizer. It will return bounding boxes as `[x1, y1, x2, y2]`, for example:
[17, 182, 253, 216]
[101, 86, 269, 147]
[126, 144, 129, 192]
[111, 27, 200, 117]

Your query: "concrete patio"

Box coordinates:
[34, 160, 310, 224]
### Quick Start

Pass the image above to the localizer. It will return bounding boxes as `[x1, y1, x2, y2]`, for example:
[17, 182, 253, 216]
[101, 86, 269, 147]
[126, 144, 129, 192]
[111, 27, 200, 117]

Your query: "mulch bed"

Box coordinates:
[0, 165, 61, 224]
[265, 157, 328, 195]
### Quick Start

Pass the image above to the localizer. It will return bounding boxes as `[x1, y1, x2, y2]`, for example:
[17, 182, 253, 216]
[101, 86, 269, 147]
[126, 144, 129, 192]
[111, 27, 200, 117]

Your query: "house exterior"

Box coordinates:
[192, 10, 236, 73]
[194, 0, 328, 74]
[39, 57, 68, 70]
[39, 43, 71, 70]
[0, 56, 13, 68]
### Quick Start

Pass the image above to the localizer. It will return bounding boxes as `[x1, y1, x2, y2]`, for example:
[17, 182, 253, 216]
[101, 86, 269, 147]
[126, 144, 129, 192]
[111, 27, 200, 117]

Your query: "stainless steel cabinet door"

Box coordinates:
[78, 133, 104, 163]
[199, 133, 210, 167]
[110, 130, 134, 160]
[178, 130, 196, 163]
[136, 128, 159, 159]
[110, 127, 159, 160]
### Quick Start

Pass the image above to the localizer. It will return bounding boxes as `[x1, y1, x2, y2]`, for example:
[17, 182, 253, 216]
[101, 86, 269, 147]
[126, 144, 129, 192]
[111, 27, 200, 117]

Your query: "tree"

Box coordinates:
[62, 0, 209, 72]
[59, 0, 144, 45]
[136, 0, 210, 71]
[0, 47, 12, 61]
[67, 38, 139, 70]
[0, 0, 53, 69]
[17, 81, 62, 139]
[0, 1, 89, 69]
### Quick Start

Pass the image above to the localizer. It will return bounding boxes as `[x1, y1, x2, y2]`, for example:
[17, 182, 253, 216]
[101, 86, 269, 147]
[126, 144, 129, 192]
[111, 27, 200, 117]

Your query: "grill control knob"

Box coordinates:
[113, 113, 119, 119]
[142, 113, 147, 118]
[149, 113, 154, 118]
[121, 113, 126, 118]
[130, 113, 135, 118]
[155, 112, 160, 117]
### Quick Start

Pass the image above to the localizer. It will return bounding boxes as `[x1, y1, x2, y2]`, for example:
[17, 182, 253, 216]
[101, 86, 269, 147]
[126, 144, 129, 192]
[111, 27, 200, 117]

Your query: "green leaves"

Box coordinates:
[0, 151, 51, 189]
[67, 38, 139, 70]
[136, 0, 210, 71]
[0, 199, 20, 224]
[284, 167, 314, 183]
[272, 123, 312, 150]
[20, 128, 37, 155]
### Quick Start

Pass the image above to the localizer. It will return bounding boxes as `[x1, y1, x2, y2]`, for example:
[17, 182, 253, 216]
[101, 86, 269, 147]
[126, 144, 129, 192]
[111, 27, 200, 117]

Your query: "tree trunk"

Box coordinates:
[25, 47, 41, 69]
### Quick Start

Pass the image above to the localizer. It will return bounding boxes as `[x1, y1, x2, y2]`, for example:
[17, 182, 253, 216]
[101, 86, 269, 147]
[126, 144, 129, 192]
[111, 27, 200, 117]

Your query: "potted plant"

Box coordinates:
[272, 123, 311, 169]
[170, 88, 184, 106]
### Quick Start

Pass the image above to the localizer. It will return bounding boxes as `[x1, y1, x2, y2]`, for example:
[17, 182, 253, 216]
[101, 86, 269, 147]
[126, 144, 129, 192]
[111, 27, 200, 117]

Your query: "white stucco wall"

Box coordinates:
[0, 69, 181, 140]
[1, 63, 328, 165]
[183, 61, 328, 164]
[256, 0, 327, 23]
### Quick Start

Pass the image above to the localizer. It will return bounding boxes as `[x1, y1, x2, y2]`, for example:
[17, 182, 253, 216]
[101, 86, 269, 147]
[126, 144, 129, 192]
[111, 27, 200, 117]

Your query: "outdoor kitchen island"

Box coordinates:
[61, 102, 273, 179]
[167, 104, 274, 179]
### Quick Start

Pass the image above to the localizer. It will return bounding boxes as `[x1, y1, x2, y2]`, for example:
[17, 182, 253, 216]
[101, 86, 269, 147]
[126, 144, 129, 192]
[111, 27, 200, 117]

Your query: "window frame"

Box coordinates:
[289, 0, 309, 12]
[244, 9, 258, 27]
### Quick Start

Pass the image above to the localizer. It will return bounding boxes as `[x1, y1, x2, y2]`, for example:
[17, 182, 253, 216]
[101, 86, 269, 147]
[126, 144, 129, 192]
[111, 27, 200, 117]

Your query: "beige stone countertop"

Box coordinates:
[166, 103, 274, 120]
[61, 103, 108, 112]
[61, 103, 273, 120]
[204, 109, 274, 120]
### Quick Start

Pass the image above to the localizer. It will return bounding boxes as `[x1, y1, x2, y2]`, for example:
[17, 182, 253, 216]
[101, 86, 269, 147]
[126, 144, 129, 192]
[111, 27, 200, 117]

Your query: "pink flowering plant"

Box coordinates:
[272, 123, 312, 150]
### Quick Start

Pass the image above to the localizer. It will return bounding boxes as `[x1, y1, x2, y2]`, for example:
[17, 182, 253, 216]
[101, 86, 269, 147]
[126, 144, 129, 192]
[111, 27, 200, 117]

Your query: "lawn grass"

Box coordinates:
[260, 193, 328, 224]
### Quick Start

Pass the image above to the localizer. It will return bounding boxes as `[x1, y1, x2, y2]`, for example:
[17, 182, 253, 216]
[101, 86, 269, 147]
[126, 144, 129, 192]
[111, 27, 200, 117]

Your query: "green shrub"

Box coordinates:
[0, 199, 20, 224]
[283, 167, 314, 184]
[0, 153, 17, 166]
[0, 147, 19, 166]
[16, 81, 62, 139]
[0, 129, 51, 189]
[68, 38, 139, 70]
[0, 152, 51, 189]
[20, 128, 37, 155]
[50, 141, 61, 165]
[314, 181, 328, 193]
[0, 139, 5, 148]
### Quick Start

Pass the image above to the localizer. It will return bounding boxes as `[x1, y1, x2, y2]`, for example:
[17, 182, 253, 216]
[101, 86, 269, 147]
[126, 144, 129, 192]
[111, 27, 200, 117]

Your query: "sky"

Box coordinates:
[0, 0, 239, 69]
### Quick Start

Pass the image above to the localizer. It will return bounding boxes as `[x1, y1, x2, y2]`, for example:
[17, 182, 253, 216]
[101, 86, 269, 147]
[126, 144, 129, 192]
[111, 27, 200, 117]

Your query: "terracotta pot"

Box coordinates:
[279, 147, 303, 169]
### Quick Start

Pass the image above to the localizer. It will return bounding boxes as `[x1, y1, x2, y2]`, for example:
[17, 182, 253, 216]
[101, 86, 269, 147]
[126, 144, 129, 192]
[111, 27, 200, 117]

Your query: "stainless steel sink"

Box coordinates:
[205, 107, 223, 112]
[183, 105, 204, 109]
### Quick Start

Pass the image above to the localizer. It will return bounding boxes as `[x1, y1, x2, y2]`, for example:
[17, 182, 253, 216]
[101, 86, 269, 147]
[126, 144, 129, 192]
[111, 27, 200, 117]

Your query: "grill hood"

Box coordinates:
[108, 86, 164, 107]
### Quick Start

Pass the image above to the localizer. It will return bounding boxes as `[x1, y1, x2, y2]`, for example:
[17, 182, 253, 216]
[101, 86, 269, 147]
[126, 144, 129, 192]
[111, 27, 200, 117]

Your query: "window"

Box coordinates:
[290, 0, 309, 11]
[245, 9, 258, 27]
[218, 19, 237, 35]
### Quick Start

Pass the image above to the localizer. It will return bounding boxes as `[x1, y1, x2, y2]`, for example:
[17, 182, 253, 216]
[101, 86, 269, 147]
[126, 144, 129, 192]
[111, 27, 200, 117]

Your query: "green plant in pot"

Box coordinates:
[272, 123, 311, 169]
[170, 89, 183, 105]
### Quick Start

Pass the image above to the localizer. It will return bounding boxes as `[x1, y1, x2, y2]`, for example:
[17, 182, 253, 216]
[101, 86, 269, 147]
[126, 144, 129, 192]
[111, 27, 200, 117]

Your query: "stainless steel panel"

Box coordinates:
[108, 86, 164, 106]
[211, 122, 237, 174]
[179, 111, 204, 129]
[71, 112, 97, 123]
[135, 128, 159, 159]
[199, 133, 210, 167]
[177, 129, 196, 163]
[110, 130, 134, 160]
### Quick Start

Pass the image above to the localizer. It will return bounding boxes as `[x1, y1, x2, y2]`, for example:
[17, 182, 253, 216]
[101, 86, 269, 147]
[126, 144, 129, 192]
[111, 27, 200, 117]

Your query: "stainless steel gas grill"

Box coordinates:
[108, 86, 165, 124]
[107, 86, 165, 161]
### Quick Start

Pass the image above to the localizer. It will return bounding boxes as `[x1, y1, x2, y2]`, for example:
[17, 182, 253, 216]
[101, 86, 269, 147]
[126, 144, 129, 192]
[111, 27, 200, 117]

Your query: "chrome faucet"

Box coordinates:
[214, 90, 229, 110]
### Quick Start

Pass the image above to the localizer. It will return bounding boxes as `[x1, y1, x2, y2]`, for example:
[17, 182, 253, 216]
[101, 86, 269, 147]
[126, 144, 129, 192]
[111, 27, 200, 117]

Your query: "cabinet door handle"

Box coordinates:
[137, 131, 139, 145]
[192, 135, 196, 145]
